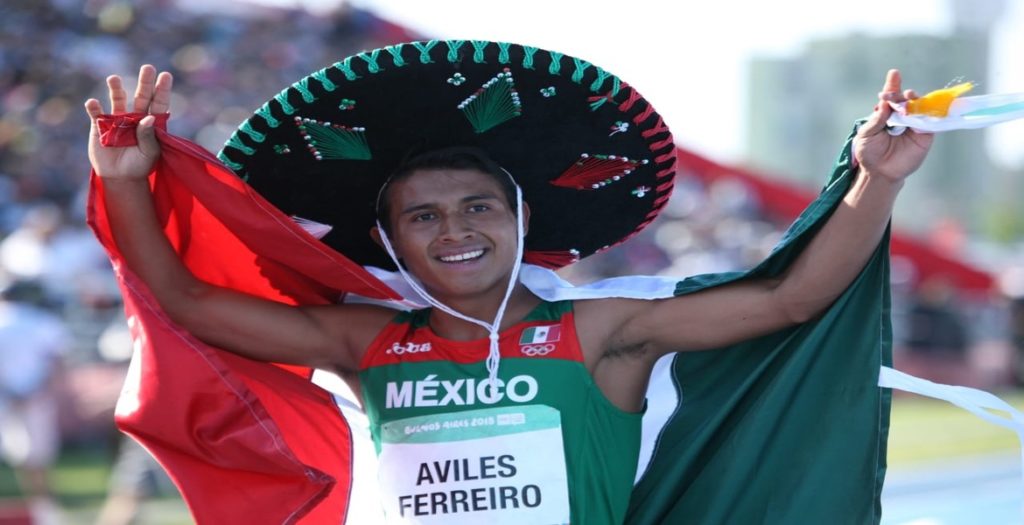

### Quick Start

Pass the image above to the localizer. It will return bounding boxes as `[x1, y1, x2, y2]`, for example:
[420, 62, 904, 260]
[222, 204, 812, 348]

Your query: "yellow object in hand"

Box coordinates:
[906, 82, 974, 117]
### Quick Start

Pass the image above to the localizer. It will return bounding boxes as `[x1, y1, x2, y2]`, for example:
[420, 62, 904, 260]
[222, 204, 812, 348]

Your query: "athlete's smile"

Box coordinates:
[436, 248, 487, 264]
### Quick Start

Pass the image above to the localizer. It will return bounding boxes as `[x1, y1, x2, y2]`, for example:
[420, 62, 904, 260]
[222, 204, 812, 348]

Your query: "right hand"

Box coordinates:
[85, 64, 173, 179]
[853, 69, 932, 184]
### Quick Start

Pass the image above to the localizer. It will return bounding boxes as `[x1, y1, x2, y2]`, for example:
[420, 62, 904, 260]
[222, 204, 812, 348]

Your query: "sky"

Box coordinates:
[244, 0, 1024, 169]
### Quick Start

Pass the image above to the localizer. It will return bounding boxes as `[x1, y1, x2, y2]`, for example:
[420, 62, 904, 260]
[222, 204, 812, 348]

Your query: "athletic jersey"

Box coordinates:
[358, 300, 642, 525]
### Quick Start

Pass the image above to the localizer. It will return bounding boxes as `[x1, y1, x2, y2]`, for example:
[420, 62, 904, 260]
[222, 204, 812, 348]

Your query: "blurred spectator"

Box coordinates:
[0, 203, 113, 307]
[1013, 297, 1024, 386]
[93, 437, 174, 525]
[999, 265, 1024, 386]
[0, 279, 70, 525]
[904, 277, 968, 357]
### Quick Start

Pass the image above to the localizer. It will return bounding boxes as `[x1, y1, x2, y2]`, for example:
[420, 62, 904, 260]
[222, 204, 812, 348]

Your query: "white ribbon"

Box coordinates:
[878, 365, 1024, 518]
[887, 91, 1024, 133]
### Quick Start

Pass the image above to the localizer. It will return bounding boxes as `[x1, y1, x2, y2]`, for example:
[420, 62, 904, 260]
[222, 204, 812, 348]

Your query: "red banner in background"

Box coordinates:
[675, 146, 995, 294]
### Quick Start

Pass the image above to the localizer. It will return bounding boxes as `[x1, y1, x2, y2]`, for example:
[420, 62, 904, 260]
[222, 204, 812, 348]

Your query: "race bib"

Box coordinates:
[377, 404, 571, 524]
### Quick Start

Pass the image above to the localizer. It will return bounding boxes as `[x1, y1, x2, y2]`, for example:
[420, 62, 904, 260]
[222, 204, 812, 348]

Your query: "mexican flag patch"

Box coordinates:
[520, 325, 562, 345]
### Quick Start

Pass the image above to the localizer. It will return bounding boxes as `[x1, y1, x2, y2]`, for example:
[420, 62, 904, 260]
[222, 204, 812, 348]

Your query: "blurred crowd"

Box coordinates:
[0, 0, 416, 522]
[0, 0, 1022, 522]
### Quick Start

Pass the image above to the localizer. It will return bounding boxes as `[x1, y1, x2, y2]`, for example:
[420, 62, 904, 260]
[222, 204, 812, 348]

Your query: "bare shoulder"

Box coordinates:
[303, 302, 400, 372]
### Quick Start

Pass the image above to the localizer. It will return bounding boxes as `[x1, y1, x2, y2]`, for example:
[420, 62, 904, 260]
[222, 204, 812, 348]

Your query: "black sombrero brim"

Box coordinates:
[218, 40, 676, 270]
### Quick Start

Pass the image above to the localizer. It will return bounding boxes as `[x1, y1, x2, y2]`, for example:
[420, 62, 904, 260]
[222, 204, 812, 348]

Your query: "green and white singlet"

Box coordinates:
[359, 300, 643, 525]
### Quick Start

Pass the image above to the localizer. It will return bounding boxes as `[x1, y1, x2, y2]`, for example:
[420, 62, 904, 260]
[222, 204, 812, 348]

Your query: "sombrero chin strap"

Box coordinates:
[375, 185, 525, 394]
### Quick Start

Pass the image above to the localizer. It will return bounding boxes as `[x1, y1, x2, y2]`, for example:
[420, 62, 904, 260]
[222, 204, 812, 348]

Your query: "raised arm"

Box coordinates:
[582, 69, 931, 360]
[85, 65, 392, 373]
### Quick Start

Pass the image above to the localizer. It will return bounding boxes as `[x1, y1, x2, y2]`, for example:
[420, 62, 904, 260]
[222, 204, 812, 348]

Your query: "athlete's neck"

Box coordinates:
[427, 285, 540, 341]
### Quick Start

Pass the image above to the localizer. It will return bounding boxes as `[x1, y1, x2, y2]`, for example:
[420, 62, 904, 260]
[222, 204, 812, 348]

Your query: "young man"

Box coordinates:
[86, 41, 930, 524]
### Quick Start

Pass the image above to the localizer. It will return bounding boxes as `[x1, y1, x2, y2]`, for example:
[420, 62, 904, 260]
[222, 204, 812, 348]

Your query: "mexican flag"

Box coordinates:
[89, 114, 915, 523]
[519, 325, 562, 345]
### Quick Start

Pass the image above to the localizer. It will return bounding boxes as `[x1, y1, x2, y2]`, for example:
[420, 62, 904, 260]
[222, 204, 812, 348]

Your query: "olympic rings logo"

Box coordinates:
[520, 343, 556, 356]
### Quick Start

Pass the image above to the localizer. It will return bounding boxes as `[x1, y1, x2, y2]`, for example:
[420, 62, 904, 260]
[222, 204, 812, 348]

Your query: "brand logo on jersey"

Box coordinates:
[386, 342, 432, 355]
[385, 374, 539, 409]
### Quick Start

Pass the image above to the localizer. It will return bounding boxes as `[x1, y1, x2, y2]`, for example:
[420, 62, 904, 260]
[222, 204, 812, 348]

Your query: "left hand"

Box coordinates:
[85, 64, 172, 180]
[853, 69, 934, 182]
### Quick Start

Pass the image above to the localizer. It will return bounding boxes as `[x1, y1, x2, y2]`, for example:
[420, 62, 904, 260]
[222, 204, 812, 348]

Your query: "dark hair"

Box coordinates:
[376, 146, 519, 233]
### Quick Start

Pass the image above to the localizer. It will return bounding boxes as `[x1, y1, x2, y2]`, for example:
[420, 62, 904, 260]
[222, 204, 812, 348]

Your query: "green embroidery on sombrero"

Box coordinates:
[223, 133, 255, 155]
[332, 56, 360, 81]
[295, 117, 371, 161]
[255, 103, 281, 128]
[588, 77, 623, 112]
[293, 77, 317, 104]
[548, 52, 564, 75]
[216, 151, 244, 171]
[445, 40, 465, 63]
[610, 76, 622, 96]
[458, 68, 522, 133]
[239, 120, 266, 143]
[412, 40, 439, 64]
[471, 40, 489, 63]
[497, 42, 512, 64]
[273, 144, 291, 154]
[571, 58, 592, 84]
[338, 98, 356, 110]
[273, 88, 297, 115]
[357, 49, 383, 74]
[385, 44, 407, 67]
[310, 68, 337, 92]
[589, 67, 613, 93]
[521, 46, 539, 69]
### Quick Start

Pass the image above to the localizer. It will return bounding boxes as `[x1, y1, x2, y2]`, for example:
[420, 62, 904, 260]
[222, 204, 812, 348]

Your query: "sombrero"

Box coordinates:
[217, 40, 677, 270]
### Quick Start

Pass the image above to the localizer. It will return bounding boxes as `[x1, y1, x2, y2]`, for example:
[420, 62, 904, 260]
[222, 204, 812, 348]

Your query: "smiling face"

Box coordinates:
[380, 168, 527, 303]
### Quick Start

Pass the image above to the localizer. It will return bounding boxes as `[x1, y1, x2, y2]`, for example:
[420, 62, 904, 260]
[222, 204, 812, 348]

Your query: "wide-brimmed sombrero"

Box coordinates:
[218, 40, 677, 270]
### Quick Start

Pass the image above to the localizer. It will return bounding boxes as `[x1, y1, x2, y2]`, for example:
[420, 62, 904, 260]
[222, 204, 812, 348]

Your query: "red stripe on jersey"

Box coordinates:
[360, 310, 584, 369]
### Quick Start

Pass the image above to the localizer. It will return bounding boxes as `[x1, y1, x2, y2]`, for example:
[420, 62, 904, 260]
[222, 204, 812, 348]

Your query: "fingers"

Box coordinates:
[904, 88, 918, 100]
[859, 102, 890, 136]
[106, 65, 171, 116]
[875, 69, 906, 104]
[149, 71, 173, 114]
[882, 69, 901, 95]
[132, 65, 157, 113]
[108, 75, 127, 114]
[137, 115, 160, 158]
[860, 69, 903, 136]
[84, 98, 103, 120]
[84, 99, 103, 141]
